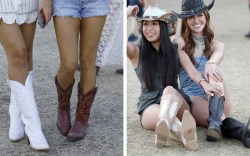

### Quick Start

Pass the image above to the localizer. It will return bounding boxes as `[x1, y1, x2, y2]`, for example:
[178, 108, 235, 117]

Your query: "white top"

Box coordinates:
[0, 0, 39, 25]
[96, 0, 123, 67]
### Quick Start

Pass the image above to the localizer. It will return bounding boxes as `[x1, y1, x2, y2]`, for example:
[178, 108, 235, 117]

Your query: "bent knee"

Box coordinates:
[163, 86, 177, 95]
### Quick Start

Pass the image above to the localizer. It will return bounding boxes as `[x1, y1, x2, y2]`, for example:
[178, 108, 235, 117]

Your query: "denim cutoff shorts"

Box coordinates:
[52, 0, 109, 18]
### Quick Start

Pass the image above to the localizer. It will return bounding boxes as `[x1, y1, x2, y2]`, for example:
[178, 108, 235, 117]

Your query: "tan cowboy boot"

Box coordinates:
[170, 110, 198, 151]
[155, 94, 183, 148]
[67, 83, 97, 141]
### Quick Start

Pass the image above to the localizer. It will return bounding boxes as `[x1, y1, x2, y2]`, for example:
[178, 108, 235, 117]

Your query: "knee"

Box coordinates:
[163, 86, 176, 95]
[10, 47, 27, 68]
[60, 61, 77, 75]
[141, 119, 156, 131]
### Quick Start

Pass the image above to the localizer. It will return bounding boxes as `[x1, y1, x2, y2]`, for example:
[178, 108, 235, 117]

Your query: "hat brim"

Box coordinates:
[173, 0, 215, 19]
[136, 13, 178, 36]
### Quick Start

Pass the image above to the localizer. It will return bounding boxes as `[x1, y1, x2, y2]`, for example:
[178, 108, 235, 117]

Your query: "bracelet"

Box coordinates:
[199, 79, 207, 86]
[205, 61, 216, 65]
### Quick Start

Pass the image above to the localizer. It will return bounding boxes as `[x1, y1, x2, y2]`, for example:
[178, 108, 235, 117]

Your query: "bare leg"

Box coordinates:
[53, 16, 80, 89]
[79, 16, 106, 94]
[19, 23, 36, 71]
[0, 20, 36, 84]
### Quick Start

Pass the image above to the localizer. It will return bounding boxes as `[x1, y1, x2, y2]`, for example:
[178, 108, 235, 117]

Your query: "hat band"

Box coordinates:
[143, 16, 159, 20]
[181, 5, 207, 15]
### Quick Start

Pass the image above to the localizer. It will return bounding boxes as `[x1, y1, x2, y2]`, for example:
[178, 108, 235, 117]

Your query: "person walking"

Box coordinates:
[0, 0, 52, 151]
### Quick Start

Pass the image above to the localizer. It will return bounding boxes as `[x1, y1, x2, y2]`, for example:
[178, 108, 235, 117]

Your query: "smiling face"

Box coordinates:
[142, 20, 160, 44]
[186, 12, 206, 35]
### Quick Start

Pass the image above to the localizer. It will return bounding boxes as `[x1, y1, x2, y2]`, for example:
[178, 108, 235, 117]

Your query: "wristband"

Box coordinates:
[205, 61, 216, 65]
[199, 79, 207, 86]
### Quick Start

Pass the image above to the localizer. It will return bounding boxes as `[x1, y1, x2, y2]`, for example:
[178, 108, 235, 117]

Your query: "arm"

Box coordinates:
[171, 35, 185, 50]
[127, 5, 140, 68]
[38, 0, 52, 25]
[178, 50, 223, 96]
[205, 41, 224, 82]
[127, 42, 139, 68]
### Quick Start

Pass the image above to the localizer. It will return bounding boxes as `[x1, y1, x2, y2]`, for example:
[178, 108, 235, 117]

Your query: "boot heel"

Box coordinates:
[182, 110, 198, 151]
[155, 119, 169, 148]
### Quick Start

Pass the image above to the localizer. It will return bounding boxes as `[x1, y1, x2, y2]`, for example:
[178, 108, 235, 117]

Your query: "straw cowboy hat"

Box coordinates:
[173, 0, 215, 19]
[137, 5, 178, 36]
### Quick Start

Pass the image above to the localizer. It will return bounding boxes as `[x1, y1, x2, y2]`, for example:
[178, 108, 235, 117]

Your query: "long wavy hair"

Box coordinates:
[181, 11, 214, 64]
[140, 21, 179, 91]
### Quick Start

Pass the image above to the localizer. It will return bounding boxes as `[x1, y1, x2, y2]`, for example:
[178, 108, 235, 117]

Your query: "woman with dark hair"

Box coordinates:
[127, 4, 222, 151]
[173, 0, 250, 147]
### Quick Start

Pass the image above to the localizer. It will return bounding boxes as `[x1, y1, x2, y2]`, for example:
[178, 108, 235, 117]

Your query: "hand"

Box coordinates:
[127, 5, 139, 17]
[200, 81, 223, 96]
[205, 63, 223, 82]
[38, 0, 52, 26]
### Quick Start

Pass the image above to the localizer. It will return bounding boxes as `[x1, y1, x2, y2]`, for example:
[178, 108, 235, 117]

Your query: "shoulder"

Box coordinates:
[171, 35, 185, 50]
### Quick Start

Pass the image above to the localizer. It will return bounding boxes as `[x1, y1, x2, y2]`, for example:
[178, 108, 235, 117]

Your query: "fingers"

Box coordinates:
[133, 6, 139, 14]
[45, 12, 52, 25]
[211, 70, 223, 82]
[127, 5, 139, 16]
[212, 85, 223, 96]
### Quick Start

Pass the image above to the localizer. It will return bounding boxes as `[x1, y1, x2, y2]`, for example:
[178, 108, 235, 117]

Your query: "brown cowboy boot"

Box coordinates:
[67, 83, 97, 141]
[55, 76, 74, 136]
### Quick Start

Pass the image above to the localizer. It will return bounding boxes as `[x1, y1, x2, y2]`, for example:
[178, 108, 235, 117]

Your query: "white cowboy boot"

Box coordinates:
[170, 110, 198, 151]
[8, 86, 25, 141]
[8, 74, 49, 150]
[155, 94, 183, 148]
[7, 71, 34, 141]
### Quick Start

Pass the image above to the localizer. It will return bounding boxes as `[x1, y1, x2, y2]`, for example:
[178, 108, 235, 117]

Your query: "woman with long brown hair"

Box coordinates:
[127, 4, 224, 150]
[173, 0, 250, 148]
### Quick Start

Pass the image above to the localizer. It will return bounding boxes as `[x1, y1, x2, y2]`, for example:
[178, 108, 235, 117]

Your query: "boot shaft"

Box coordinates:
[221, 117, 244, 141]
[159, 94, 183, 126]
[207, 95, 224, 129]
[76, 83, 97, 122]
[8, 75, 49, 149]
[55, 76, 74, 109]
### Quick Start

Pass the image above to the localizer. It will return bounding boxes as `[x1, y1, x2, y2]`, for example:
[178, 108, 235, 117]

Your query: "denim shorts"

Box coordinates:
[179, 56, 208, 99]
[52, 0, 109, 18]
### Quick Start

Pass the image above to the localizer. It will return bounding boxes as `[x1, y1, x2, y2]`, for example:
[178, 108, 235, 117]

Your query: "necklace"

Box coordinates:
[192, 34, 205, 68]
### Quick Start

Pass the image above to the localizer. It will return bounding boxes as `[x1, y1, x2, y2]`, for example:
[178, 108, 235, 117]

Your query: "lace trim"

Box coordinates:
[0, 11, 37, 25]
[95, 1, 123, 67]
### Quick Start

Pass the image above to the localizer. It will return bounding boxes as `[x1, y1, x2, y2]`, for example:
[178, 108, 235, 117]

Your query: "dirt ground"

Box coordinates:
[0, 17, 123, 155]
[127, 0, 250, 155]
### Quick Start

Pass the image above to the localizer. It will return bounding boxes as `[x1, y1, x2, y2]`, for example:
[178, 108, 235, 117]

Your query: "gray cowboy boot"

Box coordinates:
[206, 95, 224, 141]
